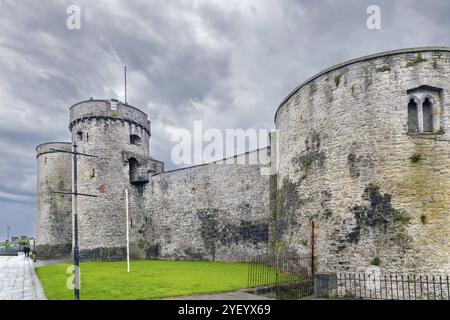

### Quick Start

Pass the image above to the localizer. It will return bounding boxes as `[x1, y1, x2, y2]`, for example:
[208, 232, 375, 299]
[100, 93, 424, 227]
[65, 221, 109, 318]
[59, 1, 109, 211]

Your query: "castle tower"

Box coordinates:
[69, 99, 159, 260]
[36, 142, 72, 258]
[274, 47, 450, 273]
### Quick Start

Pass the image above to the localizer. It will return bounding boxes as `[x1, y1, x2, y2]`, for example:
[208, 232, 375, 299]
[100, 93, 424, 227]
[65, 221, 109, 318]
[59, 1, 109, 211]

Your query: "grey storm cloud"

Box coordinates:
[0, 0, 449, 238]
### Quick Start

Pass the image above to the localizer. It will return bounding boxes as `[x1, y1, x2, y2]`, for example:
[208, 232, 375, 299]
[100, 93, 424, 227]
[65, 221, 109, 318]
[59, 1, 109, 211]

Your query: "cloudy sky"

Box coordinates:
[0, 0, 449, 239]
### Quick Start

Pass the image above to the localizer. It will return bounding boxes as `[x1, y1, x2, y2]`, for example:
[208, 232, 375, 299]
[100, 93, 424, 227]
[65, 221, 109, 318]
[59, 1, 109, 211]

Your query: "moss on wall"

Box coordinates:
[346, 184, 411, 243]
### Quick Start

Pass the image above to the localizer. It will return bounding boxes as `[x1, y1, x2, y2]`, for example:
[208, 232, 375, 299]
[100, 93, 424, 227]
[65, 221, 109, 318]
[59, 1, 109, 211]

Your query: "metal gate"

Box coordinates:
[248, 253, 314, 299]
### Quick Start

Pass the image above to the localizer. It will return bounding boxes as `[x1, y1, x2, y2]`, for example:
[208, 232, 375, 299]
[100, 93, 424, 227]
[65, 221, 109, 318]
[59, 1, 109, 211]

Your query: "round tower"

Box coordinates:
[36, 142, 72, 258]
[274, 47, 450, 273]
[69, 99, 152, 260]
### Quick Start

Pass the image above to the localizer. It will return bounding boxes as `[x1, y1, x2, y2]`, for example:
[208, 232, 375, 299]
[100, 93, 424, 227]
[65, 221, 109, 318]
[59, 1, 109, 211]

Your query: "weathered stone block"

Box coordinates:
[314, 273, 337, 298]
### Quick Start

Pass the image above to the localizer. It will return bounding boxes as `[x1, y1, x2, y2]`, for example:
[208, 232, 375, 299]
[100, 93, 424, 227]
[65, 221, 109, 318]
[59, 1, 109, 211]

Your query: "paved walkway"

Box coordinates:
[167, 290, 273, 300]
[0, 253, 46, 300]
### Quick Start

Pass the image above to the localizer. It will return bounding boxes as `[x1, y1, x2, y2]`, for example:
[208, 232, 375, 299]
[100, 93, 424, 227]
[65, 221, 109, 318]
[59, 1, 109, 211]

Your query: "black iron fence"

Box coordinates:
[248, 254, 314, 299]
[337, 273, 450, 300]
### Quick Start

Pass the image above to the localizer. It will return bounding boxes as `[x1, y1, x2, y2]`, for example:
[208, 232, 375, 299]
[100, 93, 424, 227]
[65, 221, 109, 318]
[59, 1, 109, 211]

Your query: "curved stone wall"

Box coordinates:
[274, 47, 450, 273]
[36, 142, 72, 258]
[69, 100, 152, 260]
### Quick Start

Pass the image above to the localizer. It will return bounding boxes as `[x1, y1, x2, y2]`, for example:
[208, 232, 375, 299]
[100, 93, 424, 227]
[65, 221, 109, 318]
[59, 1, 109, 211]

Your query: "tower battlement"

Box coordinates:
[69, 99, 151, 135]
[36, 142, 72, 158]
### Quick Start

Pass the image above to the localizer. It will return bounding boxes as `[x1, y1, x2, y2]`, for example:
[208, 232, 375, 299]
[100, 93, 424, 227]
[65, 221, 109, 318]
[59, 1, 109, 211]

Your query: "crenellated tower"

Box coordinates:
[68, 99, 163, 260]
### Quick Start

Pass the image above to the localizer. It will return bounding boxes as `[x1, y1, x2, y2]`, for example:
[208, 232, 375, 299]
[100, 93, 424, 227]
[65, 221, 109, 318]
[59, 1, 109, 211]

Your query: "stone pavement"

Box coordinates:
[0, 253, 46, 300]
[167, 290, 273, 300]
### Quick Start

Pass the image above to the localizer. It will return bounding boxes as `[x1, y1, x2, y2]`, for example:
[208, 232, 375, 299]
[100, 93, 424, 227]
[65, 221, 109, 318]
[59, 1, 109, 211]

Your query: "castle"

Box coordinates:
[36, 47, 450, 273]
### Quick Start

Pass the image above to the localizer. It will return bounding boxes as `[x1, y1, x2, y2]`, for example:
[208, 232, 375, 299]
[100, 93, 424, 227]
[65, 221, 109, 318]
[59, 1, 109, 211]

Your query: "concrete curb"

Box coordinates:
[30, 260, 47, 300]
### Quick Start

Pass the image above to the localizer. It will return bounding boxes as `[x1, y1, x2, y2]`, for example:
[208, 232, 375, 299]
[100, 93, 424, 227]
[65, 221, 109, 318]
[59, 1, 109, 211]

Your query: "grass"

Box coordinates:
[334, 74, 342, 87]
[393, 212, 411, 224]
[36, 260, 250, 300]
[406, 53, 426, 67]
[420, 214, 428, 225]
[436, 127, 445, 135]
[376, 64, 391, 72]
[409, 152, 424, 163]
[370, 257, 381, 266]
[303, 159, 313, 168]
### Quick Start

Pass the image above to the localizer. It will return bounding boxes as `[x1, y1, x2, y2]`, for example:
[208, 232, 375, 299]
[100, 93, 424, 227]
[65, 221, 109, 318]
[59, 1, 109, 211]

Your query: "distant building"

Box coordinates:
[9, 236, 34, 245]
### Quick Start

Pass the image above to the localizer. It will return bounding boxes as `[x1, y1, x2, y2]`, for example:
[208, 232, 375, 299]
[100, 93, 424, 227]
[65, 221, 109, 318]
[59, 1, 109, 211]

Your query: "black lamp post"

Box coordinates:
[50, 144, 98, 300]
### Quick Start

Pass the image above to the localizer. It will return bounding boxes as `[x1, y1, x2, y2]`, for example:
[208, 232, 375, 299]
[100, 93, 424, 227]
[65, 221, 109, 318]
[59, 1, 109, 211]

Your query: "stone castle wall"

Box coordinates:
[274, 47, 450, 273]
[36, 47, 450, 273]
[36, 142, 72, 258]
[61, 99, 271, 261]
[142, 149, 271, 261]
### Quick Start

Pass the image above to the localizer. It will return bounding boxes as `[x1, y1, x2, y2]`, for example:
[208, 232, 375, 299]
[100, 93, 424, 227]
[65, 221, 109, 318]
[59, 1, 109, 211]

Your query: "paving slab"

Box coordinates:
[0, 253, 46, 300]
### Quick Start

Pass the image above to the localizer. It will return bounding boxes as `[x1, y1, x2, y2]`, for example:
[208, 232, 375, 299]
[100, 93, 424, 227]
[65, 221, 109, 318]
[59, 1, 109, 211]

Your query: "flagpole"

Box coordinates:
[125, 189, 130, 273]
[124, 66, 127, 104]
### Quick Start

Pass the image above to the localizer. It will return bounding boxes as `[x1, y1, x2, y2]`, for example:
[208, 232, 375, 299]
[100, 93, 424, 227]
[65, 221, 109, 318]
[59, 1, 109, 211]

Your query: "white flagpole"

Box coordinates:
[125, 189, 130, 273]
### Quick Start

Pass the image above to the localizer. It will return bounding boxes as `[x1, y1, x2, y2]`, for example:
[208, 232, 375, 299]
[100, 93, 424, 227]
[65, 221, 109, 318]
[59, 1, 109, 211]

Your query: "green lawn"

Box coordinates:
[36, 260, 250, 300]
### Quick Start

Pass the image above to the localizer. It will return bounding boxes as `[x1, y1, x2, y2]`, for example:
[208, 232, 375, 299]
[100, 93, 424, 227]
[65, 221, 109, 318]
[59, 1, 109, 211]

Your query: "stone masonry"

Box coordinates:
[36, 47, 450, 273]
[274, 47, 450, 273]
[146, 152, 271, 261]
[37, 99, 270, 262]
[36, 142, 72, 258]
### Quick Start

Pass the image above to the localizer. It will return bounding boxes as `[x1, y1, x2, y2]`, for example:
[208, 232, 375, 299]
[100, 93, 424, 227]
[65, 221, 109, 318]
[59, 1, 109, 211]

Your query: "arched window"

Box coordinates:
[407, 86, 442, 134]
[130, 134, 141, 146]
[76, 131, 83, 141]
[422, 98, 433, 132]
[408, 99, 418, 133]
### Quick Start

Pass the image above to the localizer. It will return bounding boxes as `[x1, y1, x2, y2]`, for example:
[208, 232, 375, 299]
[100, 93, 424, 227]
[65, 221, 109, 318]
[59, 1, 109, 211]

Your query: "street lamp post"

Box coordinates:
[72, 144, 80, 300]
[50, 144, 99, 300]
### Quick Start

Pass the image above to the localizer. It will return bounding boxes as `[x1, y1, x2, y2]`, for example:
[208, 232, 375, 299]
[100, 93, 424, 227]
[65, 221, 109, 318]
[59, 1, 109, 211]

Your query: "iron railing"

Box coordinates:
[337, 273, 450, 300]
[248, 254, 314, 299]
